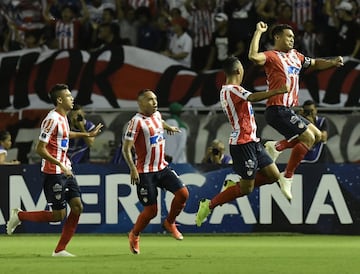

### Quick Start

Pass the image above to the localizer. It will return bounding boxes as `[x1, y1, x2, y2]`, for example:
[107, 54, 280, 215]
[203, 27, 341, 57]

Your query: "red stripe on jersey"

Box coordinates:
[55, 20, 81, 49]
[39, 110, 71, 174]
[264, 49, 305, 107]
[292, 0, 312, 29]
[220, 85, 259, 145]
[124, 111, 167, 173]
[190, 9, 213, 47]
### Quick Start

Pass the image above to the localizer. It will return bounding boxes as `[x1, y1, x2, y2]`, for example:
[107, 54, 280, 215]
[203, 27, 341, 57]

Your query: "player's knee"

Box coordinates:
[240, 183, 254, 195]
[71, 203, 83, 215]
[300, 129, 316, 146]
[52, 210, 66, 222]
[176, 187, 189, 202]
[145, 204, 158, 219]
[314, 131, 322, 144]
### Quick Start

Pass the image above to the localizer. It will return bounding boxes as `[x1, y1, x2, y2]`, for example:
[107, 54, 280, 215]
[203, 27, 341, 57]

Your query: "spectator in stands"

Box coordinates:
[322, 0, 360, 106]
[205, 11, 252, 71]
[76, 22, 124, 108]
[0, 130, 20, 165]
[1, 0, 46, 50]
[161, 17, 192, 67]
[136, 6, 161, 51]
[299, 100, 331, 163]
[90, 6, 119, 48]
[44, 0, 89, 49]
[185, 0, 215, 71]
[154, 14, 171, 53]
[167, 0, 190, 19]
[117, 6, 138, 46]
[202, 139, 233, 164]
[298, 20, 322, 58]
[276, 2, 298, 34]
[87, 0, 115, 24]
[67, 105, 96, 164]
[164, 102, 189, 163]
[2, 23, 46, 51]
[127, 0, 157, 16]
[203, 12, 230, 71]
[288, 0, 314, 31]
[224, 0, 257, 60]
[255, 0, 278, 24]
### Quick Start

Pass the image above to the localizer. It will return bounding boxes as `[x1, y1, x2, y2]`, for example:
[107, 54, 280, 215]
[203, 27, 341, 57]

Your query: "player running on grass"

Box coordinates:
[248, 21, 343, 200]
[196, 56, 288, 227]
[122, 89, 189, 254]
[6, 84, 103, 257]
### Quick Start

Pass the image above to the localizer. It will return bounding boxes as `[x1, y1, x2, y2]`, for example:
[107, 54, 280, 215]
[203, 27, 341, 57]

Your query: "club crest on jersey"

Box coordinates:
[230, 131, 239, 138]
[149, 134, 164, 145]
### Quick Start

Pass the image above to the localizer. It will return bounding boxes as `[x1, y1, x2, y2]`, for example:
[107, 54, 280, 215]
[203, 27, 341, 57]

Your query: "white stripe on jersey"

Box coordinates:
[124, 111, 167, 173]
[39, 110, 71, 174]
[220, 85, 259, 145]
[276, 50, 301, 107]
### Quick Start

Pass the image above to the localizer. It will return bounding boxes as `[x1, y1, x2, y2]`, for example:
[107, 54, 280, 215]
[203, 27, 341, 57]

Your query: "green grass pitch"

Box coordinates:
[0, 234, 359, 274]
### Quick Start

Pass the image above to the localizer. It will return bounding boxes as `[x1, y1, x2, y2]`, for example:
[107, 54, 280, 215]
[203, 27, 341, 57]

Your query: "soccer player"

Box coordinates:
[6, 84, 103, 257]
[196, 56, 288, 227]
[122, 89, 189, 255]
[248, 21, 343, 200]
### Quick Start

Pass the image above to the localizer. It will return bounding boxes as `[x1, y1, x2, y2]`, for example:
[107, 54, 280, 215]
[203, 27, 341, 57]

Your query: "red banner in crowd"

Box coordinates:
[0, 46, 359, 110]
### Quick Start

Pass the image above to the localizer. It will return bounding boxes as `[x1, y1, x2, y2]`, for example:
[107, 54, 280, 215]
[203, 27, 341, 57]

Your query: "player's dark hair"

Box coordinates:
[49, 83, 69, 106]
[271, 24, 293, 39]
[137, 88, 153, 99]
[223, 56, 239, 76]
[0, 130, 10, 142]
[303, 100, 315, 107]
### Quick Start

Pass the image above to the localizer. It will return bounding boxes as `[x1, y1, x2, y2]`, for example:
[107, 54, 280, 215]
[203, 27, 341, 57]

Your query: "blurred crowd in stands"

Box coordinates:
[0, 0, 359, 73]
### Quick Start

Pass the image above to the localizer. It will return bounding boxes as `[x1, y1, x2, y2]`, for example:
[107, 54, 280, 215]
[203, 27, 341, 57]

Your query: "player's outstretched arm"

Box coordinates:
[310, 56, 344, 70]
[248, 21, 267, 66]
[247, 85, 289, 102]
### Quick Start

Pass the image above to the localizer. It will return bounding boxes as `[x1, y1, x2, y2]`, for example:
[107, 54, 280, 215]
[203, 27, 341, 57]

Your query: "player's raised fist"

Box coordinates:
[256, 21, 268, 32]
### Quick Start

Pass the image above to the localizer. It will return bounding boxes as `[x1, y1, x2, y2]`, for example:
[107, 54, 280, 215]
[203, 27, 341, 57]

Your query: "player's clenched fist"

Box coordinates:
[256, 21, 268, 32]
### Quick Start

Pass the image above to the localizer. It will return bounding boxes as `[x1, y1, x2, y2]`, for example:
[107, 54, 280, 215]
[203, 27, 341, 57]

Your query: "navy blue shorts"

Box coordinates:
[43, 173, 81, 210]
[137, 166, 185, 206]
[265, 106, 310, 140]
[230, 142, 273, 179]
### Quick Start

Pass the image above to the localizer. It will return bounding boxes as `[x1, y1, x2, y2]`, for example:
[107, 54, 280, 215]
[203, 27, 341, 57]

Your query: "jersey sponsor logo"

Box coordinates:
[287, 66, 301, 75]
[149, 134, 164, 145]
[61, 139, 69, 150]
